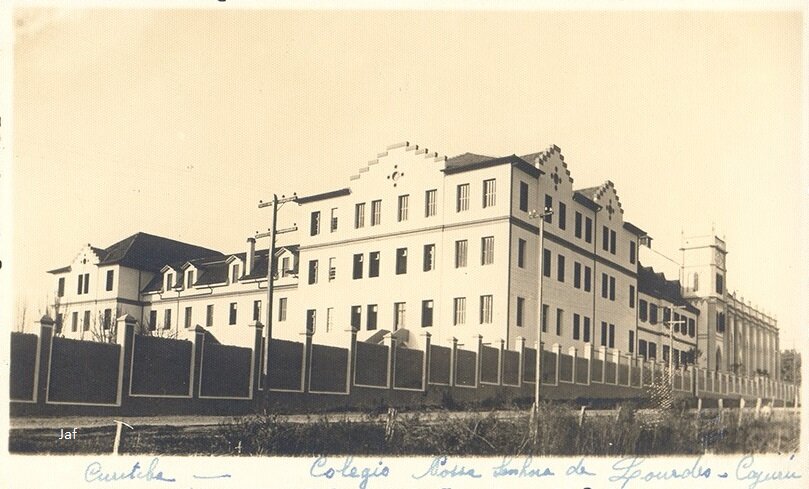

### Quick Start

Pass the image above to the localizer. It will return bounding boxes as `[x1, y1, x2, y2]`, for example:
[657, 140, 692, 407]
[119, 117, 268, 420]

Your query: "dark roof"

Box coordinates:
[572, 192, 601, 211]
[444, 153, 542, 177]
[49, 232, 223, 274]
[297, 188, 351, 204]
[623, 221, 648, 237]
[574, 186, 603, 200]
[637, 265, 699, 315]
[47, 265, 72, 274]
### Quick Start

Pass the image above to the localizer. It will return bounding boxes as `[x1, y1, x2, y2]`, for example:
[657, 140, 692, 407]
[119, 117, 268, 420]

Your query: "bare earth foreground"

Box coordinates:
[9, 407, 800, 456]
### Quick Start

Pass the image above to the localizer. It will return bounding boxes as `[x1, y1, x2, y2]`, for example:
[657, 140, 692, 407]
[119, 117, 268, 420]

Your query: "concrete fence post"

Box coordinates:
[115, 314, 137, 411]
[421, 332, 431, 391]
[303, 330, 314, 393]
[569, 346, 577, 384]
[346, 327, 358, 393]
[474, 335, 483, 387]
[498, 339, 505, 386]
[552, 343, 561, 385]
[613, 349, 622, 384]
[516, 336, 526, 388]
[449, 337, 458, 387]
[598, 346, 607, 383]
[191, 326, 206, 399]
[249, 321, 264, 400]
[386, 333, 397, 390]
[34, 315, 55, 407]
[583, 342, 593, 385]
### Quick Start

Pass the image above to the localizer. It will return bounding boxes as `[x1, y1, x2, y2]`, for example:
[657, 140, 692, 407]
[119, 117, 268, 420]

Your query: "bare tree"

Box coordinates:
[140, 315, 179, 339]
[15, 299, 27, 333]
[89, 306, 123, 343]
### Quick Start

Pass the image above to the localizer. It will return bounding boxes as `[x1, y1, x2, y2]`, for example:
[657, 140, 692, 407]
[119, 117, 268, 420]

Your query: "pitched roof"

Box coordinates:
[637, 265, 699, 315]
[444, 153, 542, 177]
[445, 152, 495, 169]
[574, 186, 603, 200]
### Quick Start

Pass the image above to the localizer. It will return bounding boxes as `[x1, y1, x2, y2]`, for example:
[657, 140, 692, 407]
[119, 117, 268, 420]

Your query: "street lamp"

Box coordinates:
[528, 206, 553, 423]
[662, 305, 687, 387]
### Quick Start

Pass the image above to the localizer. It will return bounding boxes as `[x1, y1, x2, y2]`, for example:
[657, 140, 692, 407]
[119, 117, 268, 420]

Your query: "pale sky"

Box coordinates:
[6, 8, 805, 347]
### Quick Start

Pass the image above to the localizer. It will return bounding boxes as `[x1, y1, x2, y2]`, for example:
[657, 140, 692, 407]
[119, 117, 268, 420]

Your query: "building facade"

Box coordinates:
[46, 141, 780, 379]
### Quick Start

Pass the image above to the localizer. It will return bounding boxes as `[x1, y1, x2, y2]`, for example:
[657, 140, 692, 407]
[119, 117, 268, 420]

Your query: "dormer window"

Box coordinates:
[186, 270, 195, 288]
[165, 272, 175, 291]
[231, 263, 241, 284]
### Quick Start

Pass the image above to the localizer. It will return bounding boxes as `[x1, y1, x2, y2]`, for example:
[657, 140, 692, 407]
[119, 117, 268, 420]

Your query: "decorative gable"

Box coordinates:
[523, 145, 574, 198]
[590, 180, 625, 223]
[348, 141, 447, 186]
[71, 244, 103, 268]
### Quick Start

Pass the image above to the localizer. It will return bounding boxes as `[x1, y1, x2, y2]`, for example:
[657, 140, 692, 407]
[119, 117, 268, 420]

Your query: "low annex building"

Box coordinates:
[46, 141, 780, 379]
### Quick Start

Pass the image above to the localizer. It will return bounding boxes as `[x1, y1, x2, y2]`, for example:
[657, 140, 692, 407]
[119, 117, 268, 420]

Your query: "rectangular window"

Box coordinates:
[585, 217, 593, 243]
[573, 262, 581, 288]
[456, 183, 470, 212]
[253, 300, 261, 322]
[163, 309, 171, 330]
[308, 260, 319, 284]
[421, 300, 434, 327]
[206, 305, 214, 327]
[556, 308, 563, 336]
[584, 266, 592, 292]
[673, 313, 681, 333]
[543, 248, 551, 277]
[629, 241, 637, 264]
[541, 304, 549, 333]
[367, 305, 378, 330]
[355, 202, 365, 228]
[480, 295, 493, 324]
[353, 253, 364, 279]
[184, 306, 192, 329]
[483, 179, 496, 208]
[57, 277, 65, 297]
[77, 274, 83, 295]
[394, 302, 406, 329]
[369, 251, 380, 277]
[395, 248, 408, 275]
[481, 236, 494, 265]
[186, 270, 195, 288]
[610, 230, 617, 254]
[519, 181, 529, 212]
[103, 308, 112, 330]
[228, 303, 237, 325]
[453, 297, 466, 325]
[558, 202, 566, 230]
[609, 323, 617, 348]
[601, 273, 608, 298]
[105, 270, 114, 291]
[648, 342, 657, 360]
[557, 254, 565, 282]
[328, 257, 336, 281]
[72, 311, 79, 332]
[629, 285, 636, 308]
[639, 299, 648, 321]
[663, 345, 670, 362]
[278, 298, 287, 322]
[326, 307, 334, 332]
[516, 297, 525, 327]
[574, 211, 582, 238]
[688, 318, 695, 337]
[649, 303, 658, 325]
[600, 321, 607, 346]
[81, 311, 91, 331]
[231, 264, 240, 284]
[455, 240, 468, 268]
[147, 310, 157, 331]
[306, 309, 316, 333]
[716, 273, 724, 294]
[602, 226, 610, 251]
[663, 307, 671, 323]
[629, 330, 634, 353]
[544, 195, 553, 223]
[281, 257, 290, 277]
[310, 211, 321, 236]
[609, 276, 616, 301]
[330, 208, 338, 232]
[351, 305, 362, 331]
[423, 244, 435, 271]
[517, 239, 526, 268]
[573, 313, 580, 340]
[371, 200, 382, 226]
[425, 189, 437, 217]
[639, 339, 648, 359]
[397, 194, 409, 222]
[84, 273, 90, 294]
[583, 317, 591, 343]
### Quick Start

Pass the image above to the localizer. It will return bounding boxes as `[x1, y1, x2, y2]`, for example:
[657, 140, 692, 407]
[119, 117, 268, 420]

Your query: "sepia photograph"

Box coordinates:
[2, 1, 806, 488]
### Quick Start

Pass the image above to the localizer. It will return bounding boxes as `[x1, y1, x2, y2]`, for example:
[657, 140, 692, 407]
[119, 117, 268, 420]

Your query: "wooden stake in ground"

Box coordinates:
[579, 406, 586, 427]
[112, 420, 133, 455]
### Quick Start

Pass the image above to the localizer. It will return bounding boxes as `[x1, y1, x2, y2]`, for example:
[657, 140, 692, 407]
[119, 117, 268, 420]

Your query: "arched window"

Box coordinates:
[693, 272, 699, 291]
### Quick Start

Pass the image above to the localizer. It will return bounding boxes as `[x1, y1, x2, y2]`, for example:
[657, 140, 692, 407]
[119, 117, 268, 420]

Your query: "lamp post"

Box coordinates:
[663, 305, 687, 387]
[528, 206, 553, 423]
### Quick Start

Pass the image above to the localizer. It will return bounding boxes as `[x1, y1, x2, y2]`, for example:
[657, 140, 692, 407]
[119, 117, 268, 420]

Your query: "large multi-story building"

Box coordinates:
[45, 141, 780, 379]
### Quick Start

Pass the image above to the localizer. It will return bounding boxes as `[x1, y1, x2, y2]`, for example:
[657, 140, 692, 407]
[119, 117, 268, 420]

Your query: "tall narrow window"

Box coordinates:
[639, 340, 648, 359]
[650, 304, 658, 325]
[483, 179, 496, 208]
[610, 230, 617, 254]
[456, 184, 470, 212]
[82, 273, 89, 294]
[310, 211, 321, 236]
[82, 311, 91, 331]
[558, 202, 567, 230]
[629, 241, 637, 264]
[421, 300, 434, 327]
[519, 181, 529, 212]
[628, 330, 635, 353]
[649, 342, 657, 360]
[395, 248, 408, 274]
[326, 307, 334, 332]
[574, 211, 582, 238]
[716, 273, 724, 294]
[543, 248, 551, 277]
[186, 270, 195, 288]
[308, 260, 319, 284]
[629, 285, 636, 308]
[583, 317, 591, 342]
[353, 253, 363, 279]
[600, 321, 608, 346]
[609, 276, 616, 301]
[369, 252, 380, 277]
[425, 189, 437, 217]
[541, 304, 549, 333]
[206, 305, 214, 327]
[103, 308, 112, 330]
[544, 195, 553, 223]
[601, 273, 609, 298]
[480, 295, 493, 324]
[557, 254, 565, 282]
[163, 309, 171, 330]
[306, 309, 316, 333]
[72, 311, 79, 332]
[351, 305, 362, 331]
[328, 257, 336, 281]
[185, 307, 193, 329]
[371, 200, 382, 226]
[688, 318, 695, 337]
[281, 257, 290, 277]
[231, 264, 240, 284]
[253, 300, 262, 321]
[367, 305, 378, 330]
[556, 308, 563, 336]
[148, 310, 156, 331]
[481, 236, 494, 265]
[278, 298, 287, 322]
[423, 244, 435, 271]
[394, 302, 406, 329]
[105, 270, 114, 291]
[516, 297, 525, 327]
[602, 226, 610, 251]
[397, 194, 409, 222]
[57, 277, 65, 297]
[573, 262, 581, 288]
[330, 207, 338, 232]
[585, 217, 593, 243]
[455, 240, 468, 268]
[517, 239, 526, 268]
[453, 297, 466, 325]
[584, 266, 592, 292]
[228, 303, 237, 325]
[355, 202, 365, 228]
[573, 313, 581, 340]
[639, 299, 648, 321]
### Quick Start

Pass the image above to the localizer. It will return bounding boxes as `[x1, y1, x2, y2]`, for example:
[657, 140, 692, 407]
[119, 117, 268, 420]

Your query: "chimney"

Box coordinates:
[245, 237, 256, 276]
